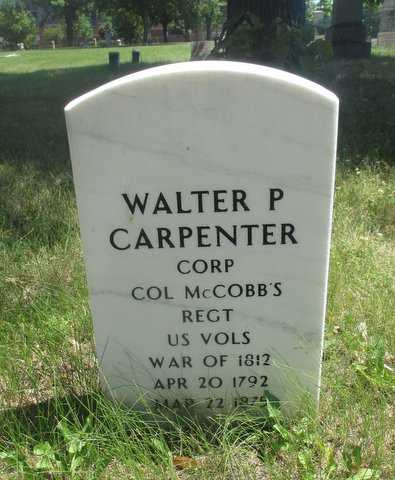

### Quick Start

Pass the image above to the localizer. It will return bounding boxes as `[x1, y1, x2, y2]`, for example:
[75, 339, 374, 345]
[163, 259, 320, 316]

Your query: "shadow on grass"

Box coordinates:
[0, 54, 394, 179]
[0, 62, 155, 176]
[0, 394, 97, 442]
[0, 390, 280, 454]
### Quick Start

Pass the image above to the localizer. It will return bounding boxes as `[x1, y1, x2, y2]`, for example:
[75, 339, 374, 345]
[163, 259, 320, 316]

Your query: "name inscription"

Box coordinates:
[109, 188, 298, 251]
[107, 186, 296, 410]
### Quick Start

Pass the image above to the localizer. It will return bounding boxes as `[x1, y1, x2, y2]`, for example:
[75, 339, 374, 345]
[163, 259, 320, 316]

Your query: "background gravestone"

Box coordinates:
[190, 41, 213, 60]
[329, 0, 371, 58]
[378, 0, 395, 48]
[65, 62, 338, 414]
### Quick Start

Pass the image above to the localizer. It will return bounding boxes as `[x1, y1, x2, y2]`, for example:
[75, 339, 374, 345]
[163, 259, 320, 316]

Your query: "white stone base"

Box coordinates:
[378, 32, 395, 48]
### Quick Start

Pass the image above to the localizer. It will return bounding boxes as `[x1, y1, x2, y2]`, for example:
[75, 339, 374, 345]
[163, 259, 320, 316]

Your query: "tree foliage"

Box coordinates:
[61, 0, 94, 46]
[0, 0, 37, 47]
[363, 0, 384, 7]
[40, 22, 66, 44]
[104, 6, 143, 42]
[26, 0, 94, 46]
[74, 13, 93, 42]
[27, 0, 64, 30]
[97, 0, 224, 43]
[173, 0, 200, 39]
[155, 0, 177, 42]
[99, 0, 155, 43]
[317, 0, 333, 17]
[318, 0, 384, 14]
[199, 0, 225, 39]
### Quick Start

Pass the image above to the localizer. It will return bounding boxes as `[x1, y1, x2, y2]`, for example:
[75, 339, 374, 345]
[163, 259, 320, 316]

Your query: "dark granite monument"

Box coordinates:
[329, 0, 371, 58]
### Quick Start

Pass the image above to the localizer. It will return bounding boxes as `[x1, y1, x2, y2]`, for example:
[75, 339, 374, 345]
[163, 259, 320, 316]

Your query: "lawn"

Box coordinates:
[0, 45, 394, 479]
[0, 44, 191, 72]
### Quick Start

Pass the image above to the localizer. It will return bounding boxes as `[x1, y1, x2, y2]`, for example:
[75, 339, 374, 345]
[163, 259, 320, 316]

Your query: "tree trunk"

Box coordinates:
[183, 18, 191, 42]
[143, 10, 150, 44]
[219, 0, 306, 62]
[206, 18, 212, 40]
[65, 17, 74, 47]
[37, 11, 50, 48]
[65, 7, 77, 47]
[162, 20, 169, 42]
[38, 24, 46, 48]
[227, 0, 305, 27]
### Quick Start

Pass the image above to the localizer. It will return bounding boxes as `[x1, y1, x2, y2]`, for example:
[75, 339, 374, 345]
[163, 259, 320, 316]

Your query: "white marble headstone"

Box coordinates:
[65, 61, 338, 414]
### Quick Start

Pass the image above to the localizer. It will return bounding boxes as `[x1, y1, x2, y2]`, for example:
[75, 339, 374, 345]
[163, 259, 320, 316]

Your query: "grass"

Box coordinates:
[0, 45, 394, 479]
[373, 47, 395, 58]
[0, 44, 191, 72]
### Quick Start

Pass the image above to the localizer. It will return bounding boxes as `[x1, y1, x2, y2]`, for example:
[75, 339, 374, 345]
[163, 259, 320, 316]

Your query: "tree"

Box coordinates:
[28, 0, 62, 40]
[0, 0, 37, 47]
[318, 0, 333, 17]
[199, 0, 225, 40]
[30, 0, 93, 46]
[317, 0, 383, 12]
[226, 0, 306, 28]
[305, 0, 315, 21]
[215, 0, 307, 63]
[62, 0, 93, 46]
[101, 0, 156, 43]
[174, 0, 200, 40]
[25, 0, 87, 46]
[154, 0, 177, 42]
[109, 7, 142, 43]
[129, 0, 157, 43]
[74, 13, 93, 43]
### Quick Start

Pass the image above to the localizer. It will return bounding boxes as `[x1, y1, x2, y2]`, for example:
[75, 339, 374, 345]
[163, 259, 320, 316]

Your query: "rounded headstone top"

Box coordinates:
[65, 61, 338, 115]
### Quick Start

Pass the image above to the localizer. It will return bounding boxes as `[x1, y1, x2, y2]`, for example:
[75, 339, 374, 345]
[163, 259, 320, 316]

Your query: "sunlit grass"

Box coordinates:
[0, 44, 191, 73]
[0, 45, 394, 479]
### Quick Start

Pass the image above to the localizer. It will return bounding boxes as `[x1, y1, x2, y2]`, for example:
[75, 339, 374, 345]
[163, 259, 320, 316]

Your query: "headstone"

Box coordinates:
[329, 0, 370, 58]
[65, 62, 338, 415]
[378, 0, 395, 48]
[132, 50, 140, 64]
[51, 40, 56, 49]
[105, 30, 112, 48]
[191, 41, 213, 60]
[108, 51, 120, 69]
[93, 37, 97, 47]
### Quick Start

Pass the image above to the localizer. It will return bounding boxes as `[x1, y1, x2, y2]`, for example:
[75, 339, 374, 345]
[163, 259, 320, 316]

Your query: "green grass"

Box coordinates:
[373, 47, 395, 58]
[0, 46, 394, 479]
[0, 44, 191, 72]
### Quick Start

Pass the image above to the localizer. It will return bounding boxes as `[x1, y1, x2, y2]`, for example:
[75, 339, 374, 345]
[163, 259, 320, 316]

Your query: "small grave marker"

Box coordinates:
[108, 51, 120, 69]
[132, 50, 140, 64]
[65, 62, 338, 414]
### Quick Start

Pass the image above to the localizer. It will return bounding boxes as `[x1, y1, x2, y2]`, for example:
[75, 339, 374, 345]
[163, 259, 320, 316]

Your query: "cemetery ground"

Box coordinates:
[0, 45, 394, 479]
